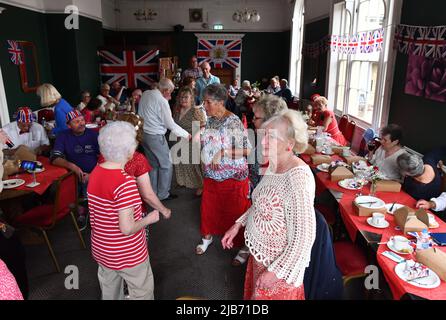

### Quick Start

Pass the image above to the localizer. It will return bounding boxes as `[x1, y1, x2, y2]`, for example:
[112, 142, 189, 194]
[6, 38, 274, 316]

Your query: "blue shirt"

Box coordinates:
[196, 75, 221, 104]
[52, 98, 73, 135]
[52, 128, 99, 173]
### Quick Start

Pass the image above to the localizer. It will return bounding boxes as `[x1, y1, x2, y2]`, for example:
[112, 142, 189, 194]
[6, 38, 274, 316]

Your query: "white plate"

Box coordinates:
[367, 217, 389, 229]
[316, 163, 330, 172]
[86, 123, 99, 129]
[387, 238, 414, 255]
[394, 262, 441, 289]
[2, 179, 25, 189]
[385, 203, 405, 215]
[354, 196, 385, 209]
[321, 150, 334, 155]
[338, 179, 364, 190]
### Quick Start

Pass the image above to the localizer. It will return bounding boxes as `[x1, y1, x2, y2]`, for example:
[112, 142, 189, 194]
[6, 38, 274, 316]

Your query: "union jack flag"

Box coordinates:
[7, 40, 23, 65]
[98, 49, 159, 89]
[394, 25, 446, 59]
[197, 39, 242, 69]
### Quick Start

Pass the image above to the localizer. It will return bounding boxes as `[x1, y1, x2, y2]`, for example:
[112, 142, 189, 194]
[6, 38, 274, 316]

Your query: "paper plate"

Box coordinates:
[387, 238, 414, 255]
[385, 203, 405, 215]
[2, 179, 25, 189]
[395, 262, 440, 289]
[354, 195, 385, 209]
[338, 179, 364, 190]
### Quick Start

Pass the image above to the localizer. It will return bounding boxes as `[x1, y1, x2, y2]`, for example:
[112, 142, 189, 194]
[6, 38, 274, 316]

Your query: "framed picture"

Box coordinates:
[189, 8, 203, 23]
[18, 41, 40, 93]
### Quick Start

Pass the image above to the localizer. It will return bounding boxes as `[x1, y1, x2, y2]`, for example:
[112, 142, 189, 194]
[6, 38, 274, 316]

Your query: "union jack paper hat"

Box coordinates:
[16, 107, 36, 123]
[66, 110, 83, 124]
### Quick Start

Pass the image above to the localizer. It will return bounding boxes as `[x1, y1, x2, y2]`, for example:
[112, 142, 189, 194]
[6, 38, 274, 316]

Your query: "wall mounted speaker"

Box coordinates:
[189, 8, 203, 23]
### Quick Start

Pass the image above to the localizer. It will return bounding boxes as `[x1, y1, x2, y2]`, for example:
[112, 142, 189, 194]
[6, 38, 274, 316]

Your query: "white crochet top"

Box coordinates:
[237, 165, 316, 287]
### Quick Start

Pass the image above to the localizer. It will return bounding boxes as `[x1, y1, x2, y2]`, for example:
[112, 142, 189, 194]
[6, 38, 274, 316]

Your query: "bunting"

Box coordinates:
[329, 28, 385, 55]
[394, 24, 446, 59]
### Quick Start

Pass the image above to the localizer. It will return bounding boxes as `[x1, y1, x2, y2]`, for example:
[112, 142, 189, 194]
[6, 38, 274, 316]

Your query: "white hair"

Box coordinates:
[157, 78, 175, 92]
[37, 83, 62, 107]
[262, 109, 308, 154]
[98, 121, 137, 164]
[241, 80, 251, 88]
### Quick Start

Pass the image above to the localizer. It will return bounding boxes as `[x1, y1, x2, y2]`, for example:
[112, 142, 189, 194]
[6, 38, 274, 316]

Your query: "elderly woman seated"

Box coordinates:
[368, 124, 407, 182]
[88, 121, 160, 300]
[397, 152, 442, 201]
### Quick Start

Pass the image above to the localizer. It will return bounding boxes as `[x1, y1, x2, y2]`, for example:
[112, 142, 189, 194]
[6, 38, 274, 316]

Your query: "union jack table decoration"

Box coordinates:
[329, 28, 384, 55]
[394, 24, 446, 59]
[197, 38, 242, 69]
[98, 49, 159, 88]
[7, 40, 24, 65]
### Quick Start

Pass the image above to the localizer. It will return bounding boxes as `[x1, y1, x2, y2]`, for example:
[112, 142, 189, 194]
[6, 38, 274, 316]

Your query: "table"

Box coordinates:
[300, 152, 446, 300]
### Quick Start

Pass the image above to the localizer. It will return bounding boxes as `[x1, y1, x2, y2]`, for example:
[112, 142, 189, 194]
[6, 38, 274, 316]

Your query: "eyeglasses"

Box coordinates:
[252, 116, 264, 121]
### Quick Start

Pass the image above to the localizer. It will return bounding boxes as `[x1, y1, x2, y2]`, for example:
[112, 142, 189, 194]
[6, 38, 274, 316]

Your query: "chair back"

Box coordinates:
[338, 115, 349, 136]
[344, 120, 356, 143]
[37, 109, 55, 122]
[50, 172, 78, 227]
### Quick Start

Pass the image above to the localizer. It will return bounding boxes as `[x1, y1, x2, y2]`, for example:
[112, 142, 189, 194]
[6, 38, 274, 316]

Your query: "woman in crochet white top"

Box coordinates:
[222, 110, 316, 300]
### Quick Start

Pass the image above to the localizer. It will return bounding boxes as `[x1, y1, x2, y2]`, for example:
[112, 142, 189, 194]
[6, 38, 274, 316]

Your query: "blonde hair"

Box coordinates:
[37, 83, 62, 107]
[115, 112, 144, 144]
[263, 109, 308, 154]
[314, 96, 328, 108]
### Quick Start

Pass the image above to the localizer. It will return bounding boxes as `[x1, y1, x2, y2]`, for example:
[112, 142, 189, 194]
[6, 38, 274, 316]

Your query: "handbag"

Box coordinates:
[0, 221, 15, 239]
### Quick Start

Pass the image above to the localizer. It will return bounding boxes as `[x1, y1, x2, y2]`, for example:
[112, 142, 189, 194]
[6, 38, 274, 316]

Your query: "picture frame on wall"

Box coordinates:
[189, 8, 203, 23]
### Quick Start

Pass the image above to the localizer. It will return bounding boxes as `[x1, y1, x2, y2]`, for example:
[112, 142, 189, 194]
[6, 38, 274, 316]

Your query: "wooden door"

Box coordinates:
[211, 68, 234, 87]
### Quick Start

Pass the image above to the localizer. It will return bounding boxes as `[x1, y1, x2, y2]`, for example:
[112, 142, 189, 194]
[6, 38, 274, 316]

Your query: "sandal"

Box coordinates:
[232, 248, 250, 266]
[196, 237, 213, 255]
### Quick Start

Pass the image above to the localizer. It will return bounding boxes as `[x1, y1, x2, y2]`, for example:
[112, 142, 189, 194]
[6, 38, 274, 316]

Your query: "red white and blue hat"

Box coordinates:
[66, 109, 83, 124]
[16, 107, 36, 123]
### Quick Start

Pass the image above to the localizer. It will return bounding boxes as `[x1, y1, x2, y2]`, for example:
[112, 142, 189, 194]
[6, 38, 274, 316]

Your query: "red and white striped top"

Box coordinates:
[87, 166, 148, 270]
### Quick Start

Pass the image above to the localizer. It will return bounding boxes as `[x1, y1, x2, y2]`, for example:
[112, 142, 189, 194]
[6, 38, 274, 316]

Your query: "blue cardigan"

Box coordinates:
[51, 98, 73, 135]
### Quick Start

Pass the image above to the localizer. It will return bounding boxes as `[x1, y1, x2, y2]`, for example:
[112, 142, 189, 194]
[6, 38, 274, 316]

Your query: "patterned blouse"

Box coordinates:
[201, 113, 251, 182]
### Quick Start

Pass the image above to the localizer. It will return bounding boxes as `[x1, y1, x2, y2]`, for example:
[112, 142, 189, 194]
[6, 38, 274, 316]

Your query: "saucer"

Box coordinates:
[367, 217, 389, 229]
[387, 238, 414, 255]
[321, 150, 334, 155]
[2, 179, 25, 189]
[316, 164, 330, 172]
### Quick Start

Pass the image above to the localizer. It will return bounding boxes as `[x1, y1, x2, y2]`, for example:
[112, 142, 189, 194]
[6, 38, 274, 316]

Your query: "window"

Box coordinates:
[328, 0, 402, 129]
[289, 0, 305, 97]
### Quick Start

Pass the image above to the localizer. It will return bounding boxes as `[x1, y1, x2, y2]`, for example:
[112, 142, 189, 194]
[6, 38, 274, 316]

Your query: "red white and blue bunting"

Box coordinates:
[329, 28, 384, 55]
[394, 24, 446, 59]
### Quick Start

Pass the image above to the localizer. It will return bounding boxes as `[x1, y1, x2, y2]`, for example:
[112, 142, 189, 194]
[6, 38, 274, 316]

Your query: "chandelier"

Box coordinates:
[134, 8, 157, 21]
[232, 9, 261, 23]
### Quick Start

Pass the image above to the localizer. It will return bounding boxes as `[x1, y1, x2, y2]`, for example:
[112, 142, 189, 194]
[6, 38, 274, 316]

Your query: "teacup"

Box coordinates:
[393, 235, 409, 251]
[372, 212, 385, 226]
[342, 148, 351, 157]
[428, 213, 436, 226]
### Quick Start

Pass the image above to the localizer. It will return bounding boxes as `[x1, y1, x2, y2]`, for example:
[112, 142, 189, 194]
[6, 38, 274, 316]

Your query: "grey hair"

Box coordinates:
[203, 84, 227, 102]
[280, 79, 288, 86]
[37, 83, 62, 107]
[253, 95, 288, 122]
[397, 152, 424, 177]
[157, 78, 175, 92]
[241, 80, 251, 88]
[98, 121, 137, 164]
[262, 109, 308, 154]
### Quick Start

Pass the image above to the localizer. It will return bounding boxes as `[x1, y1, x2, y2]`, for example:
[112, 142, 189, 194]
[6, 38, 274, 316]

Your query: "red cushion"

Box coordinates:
[333, 241, 368, 276]
[14, 205, 70, 228]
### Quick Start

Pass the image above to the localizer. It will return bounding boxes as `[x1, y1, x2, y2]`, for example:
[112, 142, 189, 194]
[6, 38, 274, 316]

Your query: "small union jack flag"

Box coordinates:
[197, 39, 242, 69]
[7, 40, 24, 65]
[98, 49, 159, 89]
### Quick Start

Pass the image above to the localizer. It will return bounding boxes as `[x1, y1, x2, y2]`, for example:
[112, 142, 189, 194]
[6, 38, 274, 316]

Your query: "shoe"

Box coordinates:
[232, 248, 250, 266]
[162, 194, 178, 201]
[195, 237, 213, 255]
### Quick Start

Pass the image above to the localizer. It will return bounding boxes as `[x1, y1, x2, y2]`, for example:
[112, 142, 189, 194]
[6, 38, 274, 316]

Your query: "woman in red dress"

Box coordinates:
[311, 96, 347, 146]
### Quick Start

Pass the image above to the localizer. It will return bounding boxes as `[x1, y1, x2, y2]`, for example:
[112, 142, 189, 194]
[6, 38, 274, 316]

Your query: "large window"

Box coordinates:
[328, 0, 402, 129]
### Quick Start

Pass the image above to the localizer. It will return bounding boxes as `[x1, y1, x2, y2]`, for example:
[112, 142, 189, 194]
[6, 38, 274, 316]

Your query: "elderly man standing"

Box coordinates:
[138, 78, 190, 201]
[196, 62, 220, 104]
[181, 55, 203, 81]
[2, 107, 50, 155]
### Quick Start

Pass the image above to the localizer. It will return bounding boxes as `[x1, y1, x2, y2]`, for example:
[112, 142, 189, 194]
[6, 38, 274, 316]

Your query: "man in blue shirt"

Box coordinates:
[50, 110, 99, 192]
[195, 62, 220, 104]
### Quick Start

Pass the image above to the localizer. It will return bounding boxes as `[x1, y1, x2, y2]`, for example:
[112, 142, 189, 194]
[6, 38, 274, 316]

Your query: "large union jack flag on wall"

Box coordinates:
[197, 39, 242, 69]
[98, 49, 159, 88]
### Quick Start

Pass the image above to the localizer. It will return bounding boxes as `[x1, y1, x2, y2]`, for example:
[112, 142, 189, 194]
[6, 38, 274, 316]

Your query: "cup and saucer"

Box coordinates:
[387, 235, 414, 255]
[367, 212, 389, 229]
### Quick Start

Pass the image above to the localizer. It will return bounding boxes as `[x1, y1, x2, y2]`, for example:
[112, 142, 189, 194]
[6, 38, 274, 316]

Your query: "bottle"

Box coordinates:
[17, 160, 43, 171]
[41, 117, 46, 128]
[416, 229, 430, 250]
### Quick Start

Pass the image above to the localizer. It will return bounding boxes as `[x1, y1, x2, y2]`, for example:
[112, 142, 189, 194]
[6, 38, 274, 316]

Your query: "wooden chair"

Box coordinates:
[13, 172, 86, 272]
[333, 240, 368, 287]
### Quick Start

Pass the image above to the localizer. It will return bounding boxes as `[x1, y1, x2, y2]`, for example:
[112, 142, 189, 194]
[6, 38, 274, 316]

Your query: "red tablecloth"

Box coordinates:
[10, 156, 68, 195]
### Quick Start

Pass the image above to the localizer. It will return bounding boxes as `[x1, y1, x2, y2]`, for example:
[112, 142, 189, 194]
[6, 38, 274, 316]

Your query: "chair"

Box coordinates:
[338, 115, 349, 136]
[13, 172, 86, 272]
[333, 240, 368, 287]
[37, 108, 55, 123]
[344, 120, 356, 144]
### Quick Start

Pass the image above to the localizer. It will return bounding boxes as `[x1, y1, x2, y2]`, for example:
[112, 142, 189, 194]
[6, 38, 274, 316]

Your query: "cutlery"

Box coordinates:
[357, 201, 377, 205]
[389, 202, 396, 211]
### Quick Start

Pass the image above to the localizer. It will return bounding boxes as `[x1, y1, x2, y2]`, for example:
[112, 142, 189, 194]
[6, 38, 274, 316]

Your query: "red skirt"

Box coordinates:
[200, 178, 251, 248]
[244, 256, 305, 300]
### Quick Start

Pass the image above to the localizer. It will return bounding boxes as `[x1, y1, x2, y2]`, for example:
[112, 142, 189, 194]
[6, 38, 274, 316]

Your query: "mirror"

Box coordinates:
[18, 41, 40, 93]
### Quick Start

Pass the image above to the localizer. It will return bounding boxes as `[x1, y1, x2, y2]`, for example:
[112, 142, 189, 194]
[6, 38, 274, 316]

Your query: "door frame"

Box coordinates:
[0, 65, 10, 126]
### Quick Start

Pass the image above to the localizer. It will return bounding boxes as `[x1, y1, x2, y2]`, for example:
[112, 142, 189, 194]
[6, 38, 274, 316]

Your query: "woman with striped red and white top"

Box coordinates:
[88, 121, 159, 300]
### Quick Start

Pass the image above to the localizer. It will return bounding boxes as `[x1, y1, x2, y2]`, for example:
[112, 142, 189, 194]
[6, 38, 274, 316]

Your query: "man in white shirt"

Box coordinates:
[138, 78, 191, 201]
[2, 107, 50, 155]
[417, 193, 446, 214]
